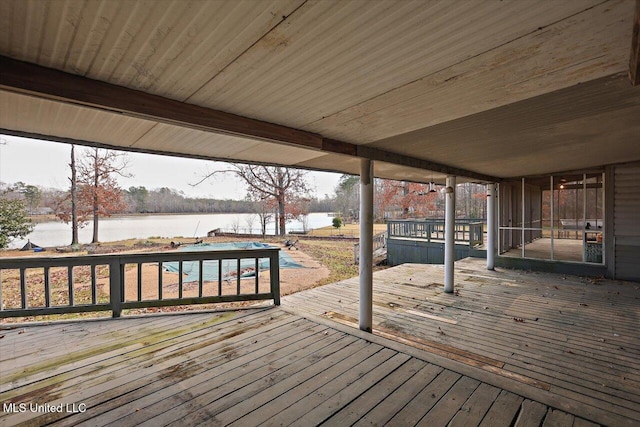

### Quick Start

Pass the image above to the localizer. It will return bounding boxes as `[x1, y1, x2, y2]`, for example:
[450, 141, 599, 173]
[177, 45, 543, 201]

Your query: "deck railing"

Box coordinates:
[388, 219, 485, 247]
[0, 248, 280, 319]
[353, 231, 387, 264]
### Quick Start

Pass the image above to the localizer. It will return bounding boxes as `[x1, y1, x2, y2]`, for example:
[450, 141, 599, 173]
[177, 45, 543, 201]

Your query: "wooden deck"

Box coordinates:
[500, 237, 585, 262]
[0, 259, 637, 426]
[286, 258, 640, 426]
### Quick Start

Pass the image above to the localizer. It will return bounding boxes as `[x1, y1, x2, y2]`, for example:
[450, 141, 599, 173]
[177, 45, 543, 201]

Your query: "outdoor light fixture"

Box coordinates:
[559, 178, 566, 189]
[428, 181, 437, 193]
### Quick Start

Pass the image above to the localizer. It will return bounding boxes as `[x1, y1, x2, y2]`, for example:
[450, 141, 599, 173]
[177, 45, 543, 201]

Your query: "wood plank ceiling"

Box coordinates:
[0, 0, 639, 183]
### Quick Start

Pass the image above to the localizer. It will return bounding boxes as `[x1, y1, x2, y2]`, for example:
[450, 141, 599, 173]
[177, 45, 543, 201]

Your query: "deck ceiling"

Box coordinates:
[1, 0, 639, 183]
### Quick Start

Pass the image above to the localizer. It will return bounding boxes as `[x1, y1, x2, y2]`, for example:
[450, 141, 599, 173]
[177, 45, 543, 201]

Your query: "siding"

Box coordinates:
[614, 163, 640, 281]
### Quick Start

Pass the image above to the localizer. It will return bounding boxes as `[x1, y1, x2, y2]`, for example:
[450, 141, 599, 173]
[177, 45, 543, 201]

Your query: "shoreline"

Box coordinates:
[30, 210, 335, 220]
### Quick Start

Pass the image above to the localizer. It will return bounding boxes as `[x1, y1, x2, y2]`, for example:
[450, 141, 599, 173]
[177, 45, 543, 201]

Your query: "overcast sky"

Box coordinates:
[0, 134, 341, 200]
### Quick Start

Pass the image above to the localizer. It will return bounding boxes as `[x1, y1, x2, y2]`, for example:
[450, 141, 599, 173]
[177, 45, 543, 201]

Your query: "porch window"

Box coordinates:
[498, 173, 604, 264]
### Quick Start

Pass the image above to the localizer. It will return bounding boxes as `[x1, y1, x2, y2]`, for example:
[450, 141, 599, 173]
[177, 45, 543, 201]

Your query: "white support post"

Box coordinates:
[359, 159, 374, 332]
[583, 174, 587, 263]
[444, 175, 456, 293]
[487, 183, 496, 270]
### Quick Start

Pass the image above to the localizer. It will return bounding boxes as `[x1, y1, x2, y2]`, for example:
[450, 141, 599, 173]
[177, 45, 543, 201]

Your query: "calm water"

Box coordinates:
[10, 212, 333, 249]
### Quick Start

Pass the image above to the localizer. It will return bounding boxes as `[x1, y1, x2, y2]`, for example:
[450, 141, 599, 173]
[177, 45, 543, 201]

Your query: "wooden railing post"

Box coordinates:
[270, 250, 280, 306]
[109, 259, 123, 318]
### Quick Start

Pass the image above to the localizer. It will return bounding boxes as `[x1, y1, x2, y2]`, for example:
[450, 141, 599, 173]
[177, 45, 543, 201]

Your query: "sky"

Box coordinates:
[0, 134, 341, 200]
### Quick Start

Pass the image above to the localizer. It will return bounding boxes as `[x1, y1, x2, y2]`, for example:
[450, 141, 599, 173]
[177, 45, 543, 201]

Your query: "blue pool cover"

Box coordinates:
[164, 242, 303, 283]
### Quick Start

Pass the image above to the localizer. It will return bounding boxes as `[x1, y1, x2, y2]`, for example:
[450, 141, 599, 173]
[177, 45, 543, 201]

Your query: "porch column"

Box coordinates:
[444, 175, 456, 293]
[359, 158, 374, 332]
[487, 183, 496, 270]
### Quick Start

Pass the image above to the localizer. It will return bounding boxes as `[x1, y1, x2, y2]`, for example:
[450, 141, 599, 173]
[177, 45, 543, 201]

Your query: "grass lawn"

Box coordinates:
[306, 223, 387, 238]
[1, 232, 388, 323]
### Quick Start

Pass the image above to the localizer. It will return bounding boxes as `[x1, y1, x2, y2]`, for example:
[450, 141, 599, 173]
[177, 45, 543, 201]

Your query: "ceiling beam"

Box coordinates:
[631, 0, 640, 85]
[0, 56, 497, 182]
[0, 56, 322, 149]
[356, 146, 496, 182]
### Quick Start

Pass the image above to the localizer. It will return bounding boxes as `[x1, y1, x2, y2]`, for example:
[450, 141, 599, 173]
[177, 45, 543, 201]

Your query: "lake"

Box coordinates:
[10, 212, 334, 249]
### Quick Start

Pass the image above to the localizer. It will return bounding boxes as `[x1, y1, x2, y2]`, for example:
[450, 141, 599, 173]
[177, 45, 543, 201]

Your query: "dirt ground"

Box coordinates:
[118, 242, 330, 301]
[0, 237, 334, 319]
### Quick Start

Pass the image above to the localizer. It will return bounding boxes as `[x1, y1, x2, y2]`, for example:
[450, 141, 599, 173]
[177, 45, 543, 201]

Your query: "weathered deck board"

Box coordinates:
[221, 336, 370, 426]
[448, 383, 502, 427]
[3, 259, 635, 425]
[0, 308, 593, 427]
[514, 400, 549, 427]
[351, 363, 444, 427]
[478, 390, 525, 427]
[1, 310, 292, 398]
[285, 258, 640, 426]
[320, 357, 427, 427]
[416, 375, 481, 426]
[88, 319, 328, 426]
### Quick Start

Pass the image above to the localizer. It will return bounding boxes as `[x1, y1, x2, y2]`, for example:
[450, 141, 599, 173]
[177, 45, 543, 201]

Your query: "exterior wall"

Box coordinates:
[386, 164, 639, 283]
[387, 239, 470, 266]
[612, 162, 640, 281]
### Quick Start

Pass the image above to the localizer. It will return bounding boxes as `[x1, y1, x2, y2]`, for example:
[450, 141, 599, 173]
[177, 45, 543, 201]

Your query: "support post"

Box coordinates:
[444, 175, 456, 293]
[109, 260, 122, 318]
[359, 159, 374, 332]
[487, 183, 496, 270]
[583, 174, 587, 263]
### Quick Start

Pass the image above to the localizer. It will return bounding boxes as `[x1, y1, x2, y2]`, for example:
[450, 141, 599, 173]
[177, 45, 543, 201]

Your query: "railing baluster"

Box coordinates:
[68, 266, 74, 306]
[178, 261, 183, 299]
[270, 251, 280, 306]
[44, 266, 51, 307]
[236, 258, 241, 295]
[137, 263, 143, 302]
[90, 265, 96, 305]
[109, 260, 122, 318]
[198, 260, 203, 297]
[158, 261, 163, 300]
[20, 268, 27, 309]
[255, 258, 259, 294]
[0, 270, 4, 311]
[218, 260, 222, 296]
[120, 264, 125, 305]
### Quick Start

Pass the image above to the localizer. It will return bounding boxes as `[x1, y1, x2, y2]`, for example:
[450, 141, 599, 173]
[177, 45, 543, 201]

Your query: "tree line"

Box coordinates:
[334, 175, 488, 223]
[0, 146, 335, 245]
[1, 143, 489, 249]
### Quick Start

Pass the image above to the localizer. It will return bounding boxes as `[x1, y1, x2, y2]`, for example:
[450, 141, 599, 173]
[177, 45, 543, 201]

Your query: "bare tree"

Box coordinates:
[254, 196, 275, 238]
[228, 217, 241, 234]
[70, 145, 79, 245]
[195, 165, 310, 236]
[244, 213, 256, 234]
[78, 148, 131, 243]
[55, 145, 82, 245]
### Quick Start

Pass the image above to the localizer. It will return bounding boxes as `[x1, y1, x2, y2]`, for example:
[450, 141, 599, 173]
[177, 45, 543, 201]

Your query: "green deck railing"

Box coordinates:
[387, 219, 485, 247]
[0, 248, 280, 319]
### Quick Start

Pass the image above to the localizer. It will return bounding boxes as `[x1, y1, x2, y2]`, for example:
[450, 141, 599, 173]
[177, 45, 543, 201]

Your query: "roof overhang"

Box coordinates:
[1, 0, 639, 184]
